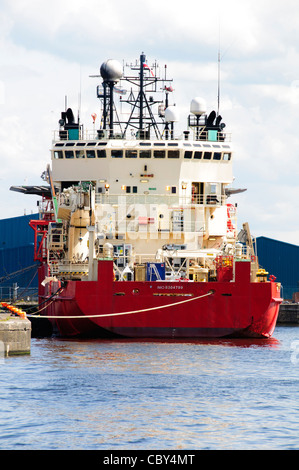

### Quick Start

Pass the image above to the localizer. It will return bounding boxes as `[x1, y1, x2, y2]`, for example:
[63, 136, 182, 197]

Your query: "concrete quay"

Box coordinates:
[278, 303, 299, 325]
[0, 313, 31, 356]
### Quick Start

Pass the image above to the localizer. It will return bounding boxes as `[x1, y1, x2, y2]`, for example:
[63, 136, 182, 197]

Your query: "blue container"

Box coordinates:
[146, 263, 165, 281]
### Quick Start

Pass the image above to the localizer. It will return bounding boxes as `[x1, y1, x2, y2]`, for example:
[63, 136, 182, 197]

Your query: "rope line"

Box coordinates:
[27, 291, 214, 319]
[20, 287, 64, 314]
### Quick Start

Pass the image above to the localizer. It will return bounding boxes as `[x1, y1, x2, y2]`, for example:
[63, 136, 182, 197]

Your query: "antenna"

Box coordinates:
[217, 49, 221, 117]
[217, 21, 221, 117]
[78, 65, 82, 124]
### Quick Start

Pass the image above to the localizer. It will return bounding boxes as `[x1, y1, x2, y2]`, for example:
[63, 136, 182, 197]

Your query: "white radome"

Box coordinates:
[190, 97, 207, 116]
[100, 59, 123, 82]
[165, 106, 180, 123]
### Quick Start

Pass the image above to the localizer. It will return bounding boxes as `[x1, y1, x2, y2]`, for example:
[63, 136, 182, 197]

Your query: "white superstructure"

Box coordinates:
[46, 53, 241, 281]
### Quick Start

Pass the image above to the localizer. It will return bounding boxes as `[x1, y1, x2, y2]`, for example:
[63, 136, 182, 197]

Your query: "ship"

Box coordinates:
[11, 53, 282, 338]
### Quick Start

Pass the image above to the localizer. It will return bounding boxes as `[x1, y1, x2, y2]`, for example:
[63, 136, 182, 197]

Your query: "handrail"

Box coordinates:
[52, 128, 232, 144]
[93, 193, 226, 206]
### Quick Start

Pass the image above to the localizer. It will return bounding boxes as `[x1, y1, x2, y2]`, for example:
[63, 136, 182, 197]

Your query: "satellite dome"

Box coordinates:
[100, 59, 123, 82]
[165, 106, 179, 123]
[190, 97, 207, 116]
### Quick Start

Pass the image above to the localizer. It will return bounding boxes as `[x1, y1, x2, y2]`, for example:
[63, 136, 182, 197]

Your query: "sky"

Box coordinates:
[1, 0, 299, 244]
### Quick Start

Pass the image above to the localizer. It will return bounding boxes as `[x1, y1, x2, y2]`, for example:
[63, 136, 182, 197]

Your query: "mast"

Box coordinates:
[109, 81, 114, 137]
[139, 52, 145, 132]
[120, 53, 173, 139]
[93, 53, 174, 139]
[98, 59, 123, 137]
[102, 82, 108, 130]
[217, 48, 221, 117]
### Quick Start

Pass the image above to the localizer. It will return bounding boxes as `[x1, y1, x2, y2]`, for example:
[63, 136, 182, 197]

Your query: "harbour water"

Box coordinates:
[1, 325, 299, 450]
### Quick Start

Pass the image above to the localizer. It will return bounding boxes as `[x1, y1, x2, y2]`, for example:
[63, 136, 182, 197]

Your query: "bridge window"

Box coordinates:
[168, 150, 180, 158]
[194, 151, 203, 159]
[213, 152, 221, 160]
[125, 150, 137, 158]
[86, 150, 96, 158]
[54, 151, 63, 159]
[97, 149, 106, 158]
[203, 152, 212, 160]
[184, 151, 192, 159]
[75, 150, 85, 158]
[154, 150, 165, 158]
[65, 150, 74, 159]
[140, 150, 151, 158]
[111, 150, 123, 158]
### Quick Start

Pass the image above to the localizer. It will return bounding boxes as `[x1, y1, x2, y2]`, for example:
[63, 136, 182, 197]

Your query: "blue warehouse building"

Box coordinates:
[256, 237, 299, 300]
[0, 213, 39, 300]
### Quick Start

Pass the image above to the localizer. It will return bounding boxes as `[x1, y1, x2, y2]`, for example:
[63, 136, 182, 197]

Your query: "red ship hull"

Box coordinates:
[38, 259, 282, 339]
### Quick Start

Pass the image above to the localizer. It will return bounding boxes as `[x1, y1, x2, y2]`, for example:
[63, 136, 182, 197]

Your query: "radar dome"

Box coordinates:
[165, 106, 179, 123]
[190, 97, 206, 116]
[100, 59, 123, 82]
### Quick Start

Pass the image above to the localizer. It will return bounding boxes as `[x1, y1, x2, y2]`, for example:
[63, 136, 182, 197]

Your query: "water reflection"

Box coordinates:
[51, 334, 280, 349]
[31, 333, 280, 379]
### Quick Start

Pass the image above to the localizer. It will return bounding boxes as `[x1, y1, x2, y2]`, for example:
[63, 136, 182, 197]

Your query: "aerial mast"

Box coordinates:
[99, 59, 123, 137]
[139, 52, 146, 133]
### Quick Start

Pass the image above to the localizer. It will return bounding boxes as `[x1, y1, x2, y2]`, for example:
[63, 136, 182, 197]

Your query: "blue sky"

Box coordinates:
[1, 0, 299, 244]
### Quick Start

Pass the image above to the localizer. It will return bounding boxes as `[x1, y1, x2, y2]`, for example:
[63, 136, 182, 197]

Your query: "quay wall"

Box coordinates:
[278, 303, 299, 325]
[0, 313, 31, 355]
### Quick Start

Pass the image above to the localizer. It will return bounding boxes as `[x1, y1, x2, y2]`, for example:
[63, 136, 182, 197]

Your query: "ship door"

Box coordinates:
[192, 182, 204, 204]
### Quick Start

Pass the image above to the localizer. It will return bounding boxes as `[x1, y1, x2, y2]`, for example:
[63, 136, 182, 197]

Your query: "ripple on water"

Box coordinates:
[0, 327, 299, 450]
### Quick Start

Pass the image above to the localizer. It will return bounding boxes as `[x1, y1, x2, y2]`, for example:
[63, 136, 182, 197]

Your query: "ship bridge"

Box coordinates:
[51, 137, 233, 207]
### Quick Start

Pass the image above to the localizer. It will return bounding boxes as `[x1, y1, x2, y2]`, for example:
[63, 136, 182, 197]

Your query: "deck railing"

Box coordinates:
[53, 128, 232, 143]
[94, 193, 226, 206]
[0, 286, 38, 302]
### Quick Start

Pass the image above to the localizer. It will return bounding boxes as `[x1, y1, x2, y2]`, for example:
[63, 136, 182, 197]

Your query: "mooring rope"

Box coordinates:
[26, 290, 214, 319]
